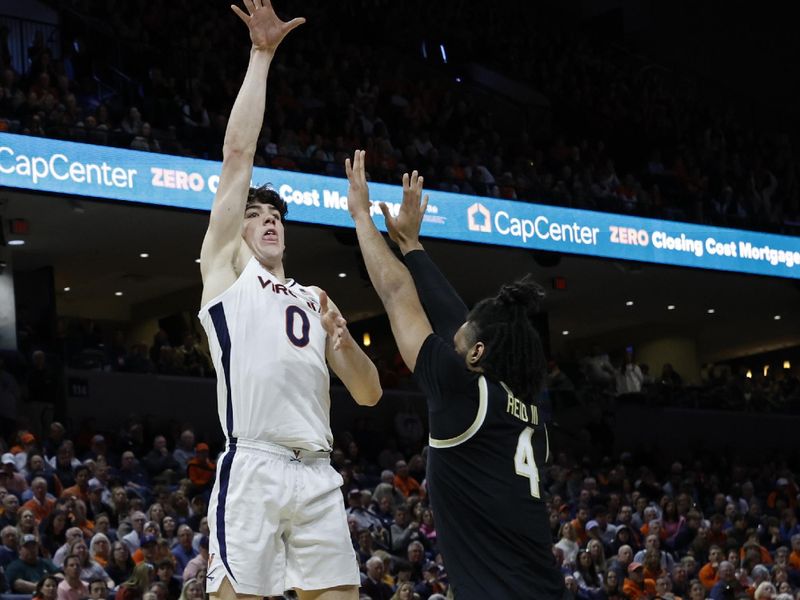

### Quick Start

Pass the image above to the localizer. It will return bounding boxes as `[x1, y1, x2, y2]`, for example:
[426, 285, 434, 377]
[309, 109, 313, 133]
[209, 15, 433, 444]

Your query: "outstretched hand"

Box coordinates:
[345, 149, 371, 219]
[380, 170, 428, 251]
[319, 290, 352, 352]
[231, 0, 305, 53]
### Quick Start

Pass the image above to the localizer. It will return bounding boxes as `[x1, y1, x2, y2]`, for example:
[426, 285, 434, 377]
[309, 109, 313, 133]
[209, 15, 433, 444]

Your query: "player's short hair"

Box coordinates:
[466, 275, 546, 403]
[246, 185, 287, 220]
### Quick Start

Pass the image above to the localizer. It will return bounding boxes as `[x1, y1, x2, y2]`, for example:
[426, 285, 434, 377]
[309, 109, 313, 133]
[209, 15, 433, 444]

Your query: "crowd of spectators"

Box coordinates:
[0, 414, 797, 600]
[2, 3, 800, 598]
[549, 348, 800, 414]
[1, 0, 798, 233]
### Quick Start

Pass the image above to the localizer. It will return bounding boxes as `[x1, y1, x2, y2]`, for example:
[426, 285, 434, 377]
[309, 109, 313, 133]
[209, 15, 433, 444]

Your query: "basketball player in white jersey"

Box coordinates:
[197, 3, 382, 600]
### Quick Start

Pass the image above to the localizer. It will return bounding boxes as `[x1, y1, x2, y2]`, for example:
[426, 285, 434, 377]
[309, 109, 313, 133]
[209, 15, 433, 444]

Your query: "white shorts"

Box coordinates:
[206, 439, 360, 596]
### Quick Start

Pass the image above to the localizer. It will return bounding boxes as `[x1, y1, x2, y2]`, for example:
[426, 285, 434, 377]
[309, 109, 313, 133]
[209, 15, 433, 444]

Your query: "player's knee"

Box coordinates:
[295, 585, 358, 600]
[209, 577, 261, 600]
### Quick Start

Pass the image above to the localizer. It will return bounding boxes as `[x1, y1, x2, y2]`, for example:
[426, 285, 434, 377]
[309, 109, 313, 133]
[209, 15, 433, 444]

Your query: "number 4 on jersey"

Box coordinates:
[514, 427, 541, 498]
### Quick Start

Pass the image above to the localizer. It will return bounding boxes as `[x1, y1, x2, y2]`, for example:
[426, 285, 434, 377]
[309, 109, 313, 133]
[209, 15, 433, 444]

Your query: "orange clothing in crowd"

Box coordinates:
[21, 496, 57, 524]
[789, 550, 800, 570]
[187, 458, 216, 488]
[698, 562, 719, 590]
[60, 485, 89, 503]
[643, 565, 663, 581]
[571, 518, 588, 546]
[739, 544, 773, 565]
[393, 475, 421, 498]
[640, 521, 667, 541]
[623, 578, 656, 600]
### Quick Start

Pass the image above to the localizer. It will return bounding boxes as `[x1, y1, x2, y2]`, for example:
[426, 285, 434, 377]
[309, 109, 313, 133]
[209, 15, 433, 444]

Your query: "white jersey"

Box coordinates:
[199, 257, 332, 451]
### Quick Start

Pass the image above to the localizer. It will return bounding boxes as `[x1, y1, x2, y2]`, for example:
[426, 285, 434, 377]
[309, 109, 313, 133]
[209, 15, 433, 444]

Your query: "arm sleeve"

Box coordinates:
[403, 250, 468, 344]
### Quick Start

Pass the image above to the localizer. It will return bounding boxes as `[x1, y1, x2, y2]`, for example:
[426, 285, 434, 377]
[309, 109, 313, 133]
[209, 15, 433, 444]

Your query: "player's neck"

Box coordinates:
[257, 257, 287, 282]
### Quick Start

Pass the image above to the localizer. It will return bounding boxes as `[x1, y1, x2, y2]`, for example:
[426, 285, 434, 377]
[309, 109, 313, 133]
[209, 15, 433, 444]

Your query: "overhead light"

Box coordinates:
[625, 300, 634, 307]
[562, 330, 569, 336]
[746, 369, 752, 379]
[140, 252, 149, 258]
[115, 291, 123, 296]
[667, 305, 676, 310]
[195, 258, 201, 264]
[8, 240, 25, 246]
[763, 365, 769, 377]
[338, 272, 347, 278]
[773, 315, 781, 320]
[63, 287, 71, 292]
[362, 332, 371, 347]
[707, 308, 715, 314]
[784, 361, 791, 369]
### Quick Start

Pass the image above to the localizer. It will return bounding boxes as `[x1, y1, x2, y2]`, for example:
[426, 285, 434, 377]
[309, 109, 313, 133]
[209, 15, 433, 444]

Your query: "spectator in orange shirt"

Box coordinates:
[572, 503, 589, 546]
[60, 465, 91, 504]
[642, 548, 664, 581]
[393, 460, 421, 498]
[22, 477, 57, 524]
[739, 535, 773, 569]
[639, 506, 659, 538]
[186, 444, 215, 492]
[623, 562, 655, 600]
[698, 545, 723, 590]
[571, 504, 590, 547]
[767, 478, 798, 512]
[131, 535, 159, 566]
[789, 533, 800, 570]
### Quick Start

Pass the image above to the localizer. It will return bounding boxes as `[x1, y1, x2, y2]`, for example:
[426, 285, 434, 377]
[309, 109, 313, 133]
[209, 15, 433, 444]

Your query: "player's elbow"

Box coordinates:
[353, 377, 383, 407]
[356, 384, 383, 407]
[382, 278, 417, 311]
[222, 141, 255, 161]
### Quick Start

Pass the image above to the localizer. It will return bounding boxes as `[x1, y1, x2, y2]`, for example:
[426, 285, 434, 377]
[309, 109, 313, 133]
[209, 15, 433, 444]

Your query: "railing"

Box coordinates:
[0, 14, 60, 74]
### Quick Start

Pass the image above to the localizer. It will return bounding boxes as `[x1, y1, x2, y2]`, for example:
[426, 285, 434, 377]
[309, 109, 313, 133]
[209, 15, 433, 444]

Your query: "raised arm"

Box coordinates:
[200, 0, 304, 307]
[379, 187, 468, 344]
[346, 150, 433, 372]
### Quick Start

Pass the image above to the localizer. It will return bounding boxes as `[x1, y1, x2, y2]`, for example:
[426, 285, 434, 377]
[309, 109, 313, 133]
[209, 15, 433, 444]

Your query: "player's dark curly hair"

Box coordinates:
[245, 184, 288, 219]
[465, 275, 546, 402]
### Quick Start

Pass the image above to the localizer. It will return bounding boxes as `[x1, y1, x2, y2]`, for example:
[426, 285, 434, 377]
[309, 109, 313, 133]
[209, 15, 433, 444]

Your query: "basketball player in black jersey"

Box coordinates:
[346, 150, 564, 599]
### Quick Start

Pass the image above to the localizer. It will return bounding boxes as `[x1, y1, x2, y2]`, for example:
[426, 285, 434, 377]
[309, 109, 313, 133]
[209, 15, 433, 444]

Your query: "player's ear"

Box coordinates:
[467, 341, 484, 367]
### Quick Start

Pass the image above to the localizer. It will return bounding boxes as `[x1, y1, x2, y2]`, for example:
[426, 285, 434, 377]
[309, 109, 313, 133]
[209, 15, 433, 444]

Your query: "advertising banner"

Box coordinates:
[2, 132, 799, 279]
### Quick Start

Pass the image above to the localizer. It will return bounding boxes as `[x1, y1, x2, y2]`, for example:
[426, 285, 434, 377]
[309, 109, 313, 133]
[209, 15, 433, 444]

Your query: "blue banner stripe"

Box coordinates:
[1, 132, 798, 279]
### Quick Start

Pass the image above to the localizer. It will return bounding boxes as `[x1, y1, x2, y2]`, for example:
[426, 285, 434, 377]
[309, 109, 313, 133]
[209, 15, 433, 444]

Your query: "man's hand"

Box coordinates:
[346, 150, 371, 219]
[231, 0, 305, 53]
[379, 170, 428, 254]
[320, 291, 353, 351]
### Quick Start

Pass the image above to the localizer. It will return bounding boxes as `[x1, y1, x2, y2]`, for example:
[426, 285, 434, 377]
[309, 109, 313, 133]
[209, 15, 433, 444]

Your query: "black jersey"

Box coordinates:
[405, 250, 564, 600]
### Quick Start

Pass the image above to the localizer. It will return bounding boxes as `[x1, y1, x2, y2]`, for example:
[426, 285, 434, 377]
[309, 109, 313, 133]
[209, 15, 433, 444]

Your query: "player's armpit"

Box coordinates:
[383, 278, 434, 372]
